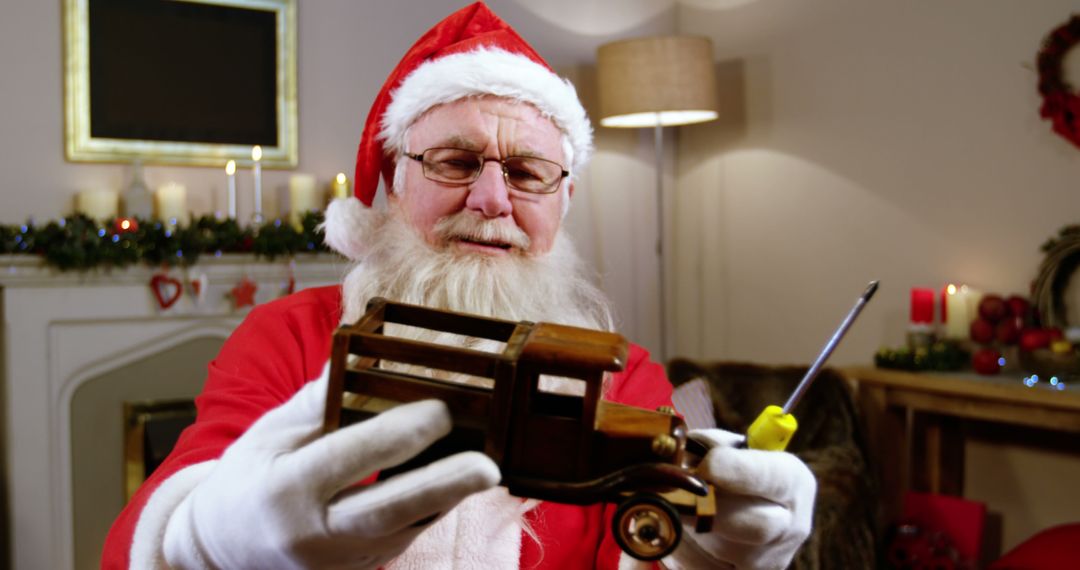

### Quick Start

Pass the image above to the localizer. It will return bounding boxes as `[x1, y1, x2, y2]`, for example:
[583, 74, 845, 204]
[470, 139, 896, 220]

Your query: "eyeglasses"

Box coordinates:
[404, 147, 569, 194]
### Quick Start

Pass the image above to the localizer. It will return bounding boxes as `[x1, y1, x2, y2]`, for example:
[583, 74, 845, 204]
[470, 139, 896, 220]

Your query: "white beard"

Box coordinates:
[339, 205, 616, 395]
[341, 206, 613, 329]
[338, 205, 618, 567]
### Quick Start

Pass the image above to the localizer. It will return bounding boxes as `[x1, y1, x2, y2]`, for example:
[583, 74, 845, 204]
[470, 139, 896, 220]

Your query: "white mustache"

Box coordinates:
[433, 212, 531, 251]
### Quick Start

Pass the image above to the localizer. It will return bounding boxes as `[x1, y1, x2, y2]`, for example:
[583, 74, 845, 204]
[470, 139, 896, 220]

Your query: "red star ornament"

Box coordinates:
[229, 276, 258, 309]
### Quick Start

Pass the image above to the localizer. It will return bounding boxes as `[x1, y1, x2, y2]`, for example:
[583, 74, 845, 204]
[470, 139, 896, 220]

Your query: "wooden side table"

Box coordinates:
[841, 366, 1080, 523]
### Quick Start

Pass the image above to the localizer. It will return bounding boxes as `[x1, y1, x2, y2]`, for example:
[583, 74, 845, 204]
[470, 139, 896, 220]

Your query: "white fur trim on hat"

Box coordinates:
[379, 47, 593, 175]
[320, 197, 376, 261]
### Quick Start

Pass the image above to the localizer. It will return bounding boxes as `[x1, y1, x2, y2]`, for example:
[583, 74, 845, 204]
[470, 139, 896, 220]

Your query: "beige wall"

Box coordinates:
[0, 0, 675, 349]
[672, 0, 1080, 364]
[671, 0, 1080, 552]
[3, 0, 1079, 559]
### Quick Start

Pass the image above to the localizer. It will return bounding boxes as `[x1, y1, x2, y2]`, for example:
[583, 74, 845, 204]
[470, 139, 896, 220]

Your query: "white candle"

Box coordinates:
[943, 283, 980, 340]
[225, 160, 237, 219]
[252, 145, 263, 223]
[155, 183, 187, 228]
[289, 173, 318, 230]
[962, 285, 983, 321]
[76, 189, 119, 221]
[330, 172, 350, 200]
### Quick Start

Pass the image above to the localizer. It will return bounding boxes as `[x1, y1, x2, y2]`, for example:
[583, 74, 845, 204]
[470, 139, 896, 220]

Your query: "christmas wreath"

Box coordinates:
[1037, 14, 1080, 149]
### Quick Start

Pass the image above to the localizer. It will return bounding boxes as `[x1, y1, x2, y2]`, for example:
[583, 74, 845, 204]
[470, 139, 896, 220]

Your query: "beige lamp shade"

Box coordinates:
[597, 36, 719, 128]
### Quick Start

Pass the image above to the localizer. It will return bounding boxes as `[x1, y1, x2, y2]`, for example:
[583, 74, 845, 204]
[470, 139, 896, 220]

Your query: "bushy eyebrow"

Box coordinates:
[434, 135, 481, 151]
[430, 135, 547, 160]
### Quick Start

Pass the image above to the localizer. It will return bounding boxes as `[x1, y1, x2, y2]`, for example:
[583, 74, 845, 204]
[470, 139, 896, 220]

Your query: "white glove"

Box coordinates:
[664, 429, 816, 570]
[162, 368, 500, 569]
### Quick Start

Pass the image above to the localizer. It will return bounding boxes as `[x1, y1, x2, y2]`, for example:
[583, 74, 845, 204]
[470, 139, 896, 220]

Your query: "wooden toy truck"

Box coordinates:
[323, 298, 716, 560]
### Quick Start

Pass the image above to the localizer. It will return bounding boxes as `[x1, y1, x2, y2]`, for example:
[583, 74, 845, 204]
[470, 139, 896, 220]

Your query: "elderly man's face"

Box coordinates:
[391, 97, 569, 256]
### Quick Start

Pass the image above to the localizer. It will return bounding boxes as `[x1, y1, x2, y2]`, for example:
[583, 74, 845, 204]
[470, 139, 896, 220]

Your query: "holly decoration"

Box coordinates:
[0, 212, 330, 272]
[1037, 14, 1080, 149]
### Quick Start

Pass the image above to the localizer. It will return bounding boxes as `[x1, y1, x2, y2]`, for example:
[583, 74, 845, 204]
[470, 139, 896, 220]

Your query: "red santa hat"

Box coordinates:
[323, 2, 593, 261]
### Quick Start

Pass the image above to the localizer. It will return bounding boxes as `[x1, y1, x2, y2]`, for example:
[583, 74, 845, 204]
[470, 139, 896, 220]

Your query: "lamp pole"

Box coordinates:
[654, 122, 668, 363]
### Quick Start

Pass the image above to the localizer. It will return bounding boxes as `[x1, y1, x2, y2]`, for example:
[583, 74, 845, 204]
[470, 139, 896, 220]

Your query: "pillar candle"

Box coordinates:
[942, 283, 977, 340]
[330, 172, 350, 200]
[910, 288, 934, 325]
[288, 173, 318, 230]
[76, 189, 119, 221]
[155, 183, 187, 228]
[963, 285, 983, 321]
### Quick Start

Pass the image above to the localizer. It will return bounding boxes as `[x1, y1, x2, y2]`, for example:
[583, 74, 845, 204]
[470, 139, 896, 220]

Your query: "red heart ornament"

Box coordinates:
[150, 274, 182, 310]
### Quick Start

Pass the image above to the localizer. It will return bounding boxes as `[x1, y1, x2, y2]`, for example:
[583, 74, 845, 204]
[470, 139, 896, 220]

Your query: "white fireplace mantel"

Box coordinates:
[0, 253, 348, 569]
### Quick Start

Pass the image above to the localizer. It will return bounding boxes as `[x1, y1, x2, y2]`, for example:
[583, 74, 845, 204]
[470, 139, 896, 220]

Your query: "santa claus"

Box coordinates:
[102, 3, 815, 569]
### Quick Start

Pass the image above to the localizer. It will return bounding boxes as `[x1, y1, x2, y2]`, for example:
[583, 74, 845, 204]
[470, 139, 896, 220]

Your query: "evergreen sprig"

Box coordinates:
[874, 341, 969, 372]
[0, 212, 330, 272]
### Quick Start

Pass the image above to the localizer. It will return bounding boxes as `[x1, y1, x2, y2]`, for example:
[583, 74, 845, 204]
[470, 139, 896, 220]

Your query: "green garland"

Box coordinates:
[0, 212, 330, 271]
[874, 341, 969, 372]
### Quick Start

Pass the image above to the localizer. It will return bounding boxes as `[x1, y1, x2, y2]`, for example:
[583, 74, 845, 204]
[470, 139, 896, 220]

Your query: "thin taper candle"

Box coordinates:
[251, 145, 263, 223]
[225, 160, 237, 219]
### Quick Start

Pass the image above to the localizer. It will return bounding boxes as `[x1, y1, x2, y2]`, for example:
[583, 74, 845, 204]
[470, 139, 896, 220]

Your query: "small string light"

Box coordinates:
[1022, 374, 1069, 390]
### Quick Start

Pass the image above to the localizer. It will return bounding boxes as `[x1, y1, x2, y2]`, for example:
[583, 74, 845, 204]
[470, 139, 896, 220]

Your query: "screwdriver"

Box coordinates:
[745, 280, 879, 451]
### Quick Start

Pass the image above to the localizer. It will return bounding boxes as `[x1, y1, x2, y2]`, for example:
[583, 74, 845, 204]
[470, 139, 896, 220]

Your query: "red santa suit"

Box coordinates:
[101, 285, 674, 569]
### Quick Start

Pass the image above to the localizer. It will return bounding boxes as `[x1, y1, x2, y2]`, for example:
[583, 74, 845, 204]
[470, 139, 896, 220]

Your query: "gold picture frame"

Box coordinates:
[64, 0, 298, 168]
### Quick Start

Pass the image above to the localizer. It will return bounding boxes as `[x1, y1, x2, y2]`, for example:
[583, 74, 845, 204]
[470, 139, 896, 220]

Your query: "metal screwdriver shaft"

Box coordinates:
[782, 280, 879, 414]
[745, 280, 880, 451]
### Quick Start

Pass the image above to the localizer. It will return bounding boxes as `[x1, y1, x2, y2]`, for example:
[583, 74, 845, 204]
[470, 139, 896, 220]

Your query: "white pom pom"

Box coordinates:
[319, 197, 374, 261]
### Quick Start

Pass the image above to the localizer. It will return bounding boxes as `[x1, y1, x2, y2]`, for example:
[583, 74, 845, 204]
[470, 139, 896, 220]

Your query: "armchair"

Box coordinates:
[667, 359, 881, 569]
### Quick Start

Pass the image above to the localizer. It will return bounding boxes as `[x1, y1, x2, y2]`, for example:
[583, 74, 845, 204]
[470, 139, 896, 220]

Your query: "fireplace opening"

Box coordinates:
[70, 336, 223, 570]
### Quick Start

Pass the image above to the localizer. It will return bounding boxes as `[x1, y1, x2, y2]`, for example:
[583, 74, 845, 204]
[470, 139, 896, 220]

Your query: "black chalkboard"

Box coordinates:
[88, 0, 278, 146]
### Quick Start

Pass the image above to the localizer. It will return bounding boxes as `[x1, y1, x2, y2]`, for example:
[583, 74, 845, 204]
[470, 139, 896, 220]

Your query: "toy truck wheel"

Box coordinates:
[612, 494, 682, 561]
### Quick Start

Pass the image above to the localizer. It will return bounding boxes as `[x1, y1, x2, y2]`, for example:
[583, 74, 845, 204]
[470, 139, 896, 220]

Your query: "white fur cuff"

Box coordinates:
[129, 461, 218, 569]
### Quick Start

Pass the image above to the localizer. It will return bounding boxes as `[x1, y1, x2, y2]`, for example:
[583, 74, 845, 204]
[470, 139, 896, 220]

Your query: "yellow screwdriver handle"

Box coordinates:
[746, 405, 798, 451]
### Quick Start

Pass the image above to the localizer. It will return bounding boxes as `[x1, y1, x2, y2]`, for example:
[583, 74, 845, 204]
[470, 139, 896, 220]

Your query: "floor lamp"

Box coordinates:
[596, 36, 719, 362]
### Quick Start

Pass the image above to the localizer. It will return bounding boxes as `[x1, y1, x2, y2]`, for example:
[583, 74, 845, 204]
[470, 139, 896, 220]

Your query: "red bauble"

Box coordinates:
[1005, 295, 1030, 321]
[995, 318, 1021, 345]
[1019, 328, 1051, 352]
[1047, 327, 1065, 341]
[972, 348, 1002, 375]
[970, 318, 995, 344]
[114, 217, 139, 233]
[978, 295, 1008, 323]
